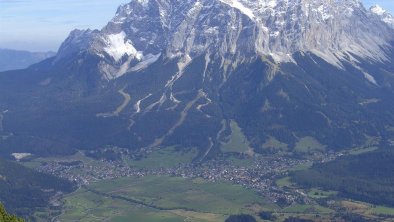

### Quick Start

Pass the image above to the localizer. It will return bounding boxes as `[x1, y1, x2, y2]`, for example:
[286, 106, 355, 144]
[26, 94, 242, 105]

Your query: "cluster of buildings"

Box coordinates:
[36, 148, 342, 204]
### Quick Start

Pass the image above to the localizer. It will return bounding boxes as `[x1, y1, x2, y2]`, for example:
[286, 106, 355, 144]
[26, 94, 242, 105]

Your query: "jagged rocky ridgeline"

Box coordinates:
[56, 0, 394, 80]
[0, 0, 393, 159]
[371, 4, 394, 28]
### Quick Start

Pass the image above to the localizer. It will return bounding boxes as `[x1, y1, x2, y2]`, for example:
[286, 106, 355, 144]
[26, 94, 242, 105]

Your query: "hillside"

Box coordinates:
[0, 158, 76, 217]
[0, 203, 24, 222]
[292, 148, 394, 207]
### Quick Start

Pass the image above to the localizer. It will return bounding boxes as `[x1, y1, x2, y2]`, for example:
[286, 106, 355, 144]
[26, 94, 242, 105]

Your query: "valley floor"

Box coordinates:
[19, 145, 394, 221]
[16, 143, 394, 222]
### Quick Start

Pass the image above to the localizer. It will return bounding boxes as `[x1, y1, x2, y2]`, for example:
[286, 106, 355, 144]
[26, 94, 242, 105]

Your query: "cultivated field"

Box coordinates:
[58, 176, 273, 222]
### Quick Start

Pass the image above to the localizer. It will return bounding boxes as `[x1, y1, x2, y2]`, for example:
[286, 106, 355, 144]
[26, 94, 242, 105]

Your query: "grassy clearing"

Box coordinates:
[23, 147, 197, 171]
[364, 135, 380, 146]
[262, 136, 288, 152]
[21, 160, 42, 169]
[372, 206, 394, 216]
[60, 189, 190, 222]
[221, 120, 250, 153]
[276, 177, 292, 188]
[283, 204, 333, 214]
[47, 151, 92, 162]
[348, 146, 378, 155]
[294, 137, 326, 154]
[283, 205, 312, 213]
[307, 188, 337, 199]
[59, 176, 271, 222]
[226, 156, 255, 168]
[22, 151, 93, 169]
[126, 147, 198, 169]
[289, 162, 313, 172]
[90, 176, 268, 214]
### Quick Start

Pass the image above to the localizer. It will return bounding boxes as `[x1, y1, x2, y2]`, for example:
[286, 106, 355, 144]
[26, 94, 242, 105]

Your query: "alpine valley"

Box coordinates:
[1, 0, 394, 221]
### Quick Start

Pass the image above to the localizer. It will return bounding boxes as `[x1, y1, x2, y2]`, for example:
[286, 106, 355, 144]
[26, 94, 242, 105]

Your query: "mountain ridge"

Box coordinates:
[370, 4, 394, 28]
[0, 49, 55, 72]
[54, 0, 394, 81]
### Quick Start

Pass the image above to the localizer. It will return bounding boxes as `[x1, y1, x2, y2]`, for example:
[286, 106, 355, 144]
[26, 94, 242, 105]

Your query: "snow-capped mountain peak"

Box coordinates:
[370, 5, 394, 29]
[371, 5, 387, 15]
[55, 0, 394, 80]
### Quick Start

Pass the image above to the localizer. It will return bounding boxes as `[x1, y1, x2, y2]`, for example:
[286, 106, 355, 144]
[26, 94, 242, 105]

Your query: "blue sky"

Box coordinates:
[0, 0, 393, 52]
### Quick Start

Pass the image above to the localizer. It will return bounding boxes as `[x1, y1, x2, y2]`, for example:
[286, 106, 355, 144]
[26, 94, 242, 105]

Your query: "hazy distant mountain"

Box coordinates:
[0, 49, 55, 72]
[0, 0, 393, 158]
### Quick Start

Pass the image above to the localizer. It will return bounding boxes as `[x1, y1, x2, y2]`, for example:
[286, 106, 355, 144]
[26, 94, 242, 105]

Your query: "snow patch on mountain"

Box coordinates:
[370, 5, 394, 28]
[371, 5, 386, 15]
[364, 72, 378, 85]
[103, 32, 142, 62]
[219, 0, 255, 20]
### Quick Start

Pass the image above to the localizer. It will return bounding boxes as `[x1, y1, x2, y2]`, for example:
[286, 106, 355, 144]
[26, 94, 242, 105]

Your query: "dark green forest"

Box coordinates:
[292, 148, 394, 207]
[0, 158, 76, 216]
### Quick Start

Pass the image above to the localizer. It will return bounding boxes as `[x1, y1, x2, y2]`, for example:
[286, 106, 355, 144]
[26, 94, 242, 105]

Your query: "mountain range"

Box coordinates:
[0, 49, 55, 72]
[0, 0, 393, 160]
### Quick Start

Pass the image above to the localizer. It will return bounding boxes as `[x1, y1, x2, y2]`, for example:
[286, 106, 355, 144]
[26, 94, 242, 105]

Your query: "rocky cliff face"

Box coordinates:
[56, 0, 393, 81]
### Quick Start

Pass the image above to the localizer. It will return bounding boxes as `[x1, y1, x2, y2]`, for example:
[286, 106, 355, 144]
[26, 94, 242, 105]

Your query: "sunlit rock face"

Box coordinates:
[56, 0, 393, 80]
[370, 5, 394, 29]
